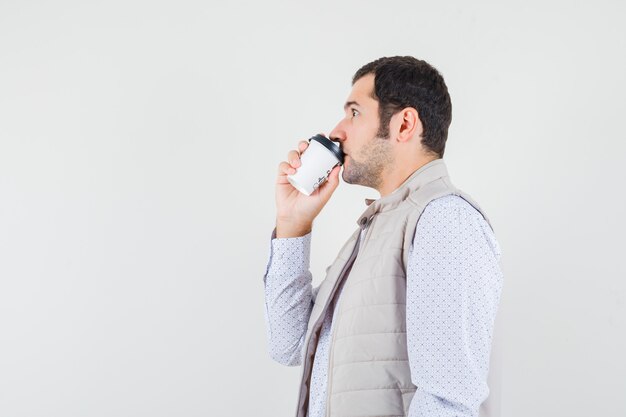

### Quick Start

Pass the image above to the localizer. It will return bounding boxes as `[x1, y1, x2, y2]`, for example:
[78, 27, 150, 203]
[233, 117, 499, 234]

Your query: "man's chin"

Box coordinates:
[341, 168, 355, 185]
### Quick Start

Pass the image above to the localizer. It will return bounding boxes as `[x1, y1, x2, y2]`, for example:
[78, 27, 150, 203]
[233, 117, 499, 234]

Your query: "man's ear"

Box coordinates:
[396, 107, 423, 143]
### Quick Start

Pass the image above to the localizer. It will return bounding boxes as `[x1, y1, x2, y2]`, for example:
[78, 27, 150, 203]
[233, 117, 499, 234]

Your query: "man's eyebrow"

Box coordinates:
[343, 100, 361, 110]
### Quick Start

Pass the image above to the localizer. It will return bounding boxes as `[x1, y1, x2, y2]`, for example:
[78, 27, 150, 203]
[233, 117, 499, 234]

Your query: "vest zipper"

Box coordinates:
[325, 215, 373, 416]
[296, 228, 364, 417]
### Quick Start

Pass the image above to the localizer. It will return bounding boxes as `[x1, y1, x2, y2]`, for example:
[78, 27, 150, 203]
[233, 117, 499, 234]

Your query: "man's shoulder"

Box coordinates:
[419, 193, 492, 231]
[423, 193, 481, 216]
[414, 194, 501, 259]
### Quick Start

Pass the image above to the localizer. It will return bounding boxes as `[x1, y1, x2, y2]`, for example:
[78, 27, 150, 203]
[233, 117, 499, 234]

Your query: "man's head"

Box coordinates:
[329, 56, 452, 194]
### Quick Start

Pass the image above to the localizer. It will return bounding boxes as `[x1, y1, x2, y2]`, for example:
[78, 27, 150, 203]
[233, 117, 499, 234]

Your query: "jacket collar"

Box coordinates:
[357, 158, 450, 228]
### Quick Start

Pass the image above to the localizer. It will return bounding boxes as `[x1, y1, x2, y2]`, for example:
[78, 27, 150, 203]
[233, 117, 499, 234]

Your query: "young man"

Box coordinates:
[263, 56, 503, 417]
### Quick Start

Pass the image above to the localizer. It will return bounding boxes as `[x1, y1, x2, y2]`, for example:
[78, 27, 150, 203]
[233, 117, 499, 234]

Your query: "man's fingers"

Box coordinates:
[287, 150, 301, 167]
[276, 174, 291, 184]
[276, 137, 325, 182]
[278, 161, 296, 176]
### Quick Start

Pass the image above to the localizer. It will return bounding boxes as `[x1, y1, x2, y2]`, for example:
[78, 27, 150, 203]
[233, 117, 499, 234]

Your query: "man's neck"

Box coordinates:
[377, 156, 440, 197]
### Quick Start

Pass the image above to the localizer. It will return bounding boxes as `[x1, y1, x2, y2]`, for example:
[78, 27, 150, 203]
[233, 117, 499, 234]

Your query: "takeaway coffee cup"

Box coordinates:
[287, 134, 345, 196]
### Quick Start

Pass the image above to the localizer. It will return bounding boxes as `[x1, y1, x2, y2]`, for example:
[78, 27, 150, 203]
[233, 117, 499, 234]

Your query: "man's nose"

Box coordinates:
[329, 123, 346, 145]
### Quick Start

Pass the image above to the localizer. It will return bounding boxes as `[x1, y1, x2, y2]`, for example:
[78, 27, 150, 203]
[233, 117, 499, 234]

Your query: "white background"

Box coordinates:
[1, 1, 625, 416]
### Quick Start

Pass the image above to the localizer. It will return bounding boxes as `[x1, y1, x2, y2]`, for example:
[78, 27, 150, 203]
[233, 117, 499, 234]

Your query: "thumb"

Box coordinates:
[318, 165, 341, 200]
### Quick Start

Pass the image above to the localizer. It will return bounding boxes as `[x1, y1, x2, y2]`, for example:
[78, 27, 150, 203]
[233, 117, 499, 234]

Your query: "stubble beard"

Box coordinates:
[342, 132, 394, 190]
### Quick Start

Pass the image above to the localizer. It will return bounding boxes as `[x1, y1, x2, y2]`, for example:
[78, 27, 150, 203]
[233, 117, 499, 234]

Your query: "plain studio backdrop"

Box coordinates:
[1, 1, 625, 416]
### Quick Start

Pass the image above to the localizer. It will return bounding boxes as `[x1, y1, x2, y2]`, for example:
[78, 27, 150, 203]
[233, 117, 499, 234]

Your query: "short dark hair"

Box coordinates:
[352, 56, 452, 158]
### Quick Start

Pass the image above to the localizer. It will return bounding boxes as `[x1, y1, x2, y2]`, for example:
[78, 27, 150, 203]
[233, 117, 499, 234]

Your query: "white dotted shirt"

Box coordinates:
[263, 195, 503, 417]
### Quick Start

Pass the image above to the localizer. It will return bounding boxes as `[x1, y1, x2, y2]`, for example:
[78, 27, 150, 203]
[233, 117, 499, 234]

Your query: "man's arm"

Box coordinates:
[263, 229, 316, 366]
[406, 196, 504, 416]
[264, 137, 339, 365]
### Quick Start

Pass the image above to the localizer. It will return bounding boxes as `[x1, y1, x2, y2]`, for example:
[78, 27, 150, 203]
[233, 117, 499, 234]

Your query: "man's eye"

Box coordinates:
[351, 108, 359, 117]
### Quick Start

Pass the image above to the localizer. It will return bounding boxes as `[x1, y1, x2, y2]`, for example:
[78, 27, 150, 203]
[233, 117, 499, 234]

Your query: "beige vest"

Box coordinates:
[295, 158, 503, 417]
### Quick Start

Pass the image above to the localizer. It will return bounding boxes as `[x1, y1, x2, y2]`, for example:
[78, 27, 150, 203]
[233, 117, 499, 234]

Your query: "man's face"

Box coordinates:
[329, 73, 394, 190]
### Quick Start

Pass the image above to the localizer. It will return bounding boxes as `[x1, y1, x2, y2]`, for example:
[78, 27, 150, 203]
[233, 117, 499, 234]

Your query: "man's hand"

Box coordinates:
[275, 136, 342, 238]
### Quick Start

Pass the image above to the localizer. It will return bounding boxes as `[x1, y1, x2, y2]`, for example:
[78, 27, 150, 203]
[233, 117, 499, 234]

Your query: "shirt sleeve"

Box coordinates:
[262, 228, 315, 366]
[406, 197, 504, 417]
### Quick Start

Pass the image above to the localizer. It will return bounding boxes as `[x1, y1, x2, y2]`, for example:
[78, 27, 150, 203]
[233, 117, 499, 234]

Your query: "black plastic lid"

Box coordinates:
[309, 134, 345, 164]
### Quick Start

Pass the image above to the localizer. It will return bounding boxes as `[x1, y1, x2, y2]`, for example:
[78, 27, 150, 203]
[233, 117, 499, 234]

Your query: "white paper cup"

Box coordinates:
[287, 135, 345, 196]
